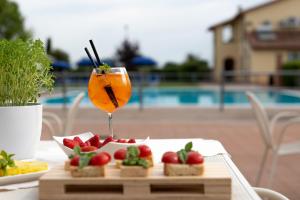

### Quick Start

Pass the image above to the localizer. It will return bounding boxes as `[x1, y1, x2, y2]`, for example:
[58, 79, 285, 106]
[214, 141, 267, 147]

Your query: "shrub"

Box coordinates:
[0, 39, 54, 106]
[282, 61, 300, 87]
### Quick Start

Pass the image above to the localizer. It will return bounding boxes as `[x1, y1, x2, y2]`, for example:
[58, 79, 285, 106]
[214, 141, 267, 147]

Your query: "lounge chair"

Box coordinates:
[246, 91, 300, 187]
[254, 187, 289, 200]
[43, 92, 85, 136]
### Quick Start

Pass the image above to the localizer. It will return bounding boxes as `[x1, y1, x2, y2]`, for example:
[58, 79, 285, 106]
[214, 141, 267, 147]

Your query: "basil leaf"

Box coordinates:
[98, 63, 112, 74]
[137, 159, 149, 169]
[73, 146, 81, 155]
[127, 146, 139, 158]
[185, 142, 193, 152]
[177, 149, 187, 164]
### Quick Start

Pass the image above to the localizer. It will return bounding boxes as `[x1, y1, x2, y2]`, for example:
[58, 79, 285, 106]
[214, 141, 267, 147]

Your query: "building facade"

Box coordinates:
[209, 0, 300, 84]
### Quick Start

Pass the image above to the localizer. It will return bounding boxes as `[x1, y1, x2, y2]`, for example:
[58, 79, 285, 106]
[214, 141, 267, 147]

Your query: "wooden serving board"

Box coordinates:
[39, 163, 231, 200]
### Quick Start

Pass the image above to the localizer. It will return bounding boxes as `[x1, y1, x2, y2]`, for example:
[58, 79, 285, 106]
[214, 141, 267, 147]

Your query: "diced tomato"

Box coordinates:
[87, 134, 101, 148]
[63, 138, 79, 149]
[117, 139, 127, 143]
[127, 139, 136, 143]
[80, 146, 97, 152]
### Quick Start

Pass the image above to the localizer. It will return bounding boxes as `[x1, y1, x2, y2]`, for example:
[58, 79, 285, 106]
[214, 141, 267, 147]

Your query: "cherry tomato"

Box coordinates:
[186, 151, 204, 164]
[114, 149, 127, 160]
[80, 146, 97, 152]
[89, 152, 111, 166]
[161, 151, 179, 164]
[70, 156, 79, 166]
[128, 138, 136, 143]
[138, 145, 152, 157]
[117, 139, 127, 143]
[102, 136, 114, 146]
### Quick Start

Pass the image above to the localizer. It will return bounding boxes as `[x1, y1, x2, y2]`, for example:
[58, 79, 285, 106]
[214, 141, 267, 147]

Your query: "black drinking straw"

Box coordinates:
[84, 41, 119, 108]
[84, 47, 98, 68]
[89, 40, 102, 66]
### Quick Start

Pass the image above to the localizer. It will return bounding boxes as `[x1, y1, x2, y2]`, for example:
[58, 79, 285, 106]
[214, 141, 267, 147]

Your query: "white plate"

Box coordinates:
[0, 169, 48, 186]
[53, 132, 150, 160]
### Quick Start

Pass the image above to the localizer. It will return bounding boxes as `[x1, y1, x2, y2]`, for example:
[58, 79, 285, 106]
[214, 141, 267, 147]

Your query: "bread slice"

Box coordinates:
[115, 159, 122, 169]
[70, 165, 106, 177]
[164, 163, 204, 176]
[145, 155, 154, 167]
[64, 160, 71, 171]
[120, 165, 149, 177]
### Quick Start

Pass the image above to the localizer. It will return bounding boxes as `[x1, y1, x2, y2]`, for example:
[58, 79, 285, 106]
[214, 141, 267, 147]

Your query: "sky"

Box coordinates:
[14, 0, 269, 66]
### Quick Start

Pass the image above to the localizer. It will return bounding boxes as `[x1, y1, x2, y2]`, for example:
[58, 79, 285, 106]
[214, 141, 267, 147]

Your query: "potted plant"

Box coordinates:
[0, 39, 53, 159]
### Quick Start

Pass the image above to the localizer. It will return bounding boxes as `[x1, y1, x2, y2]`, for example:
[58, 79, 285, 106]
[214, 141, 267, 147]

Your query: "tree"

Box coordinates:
[0, 0, 31, 40]
[116, 39, 140, 71]
[49, 49, 69, 62]
[180, 54, 209, 73]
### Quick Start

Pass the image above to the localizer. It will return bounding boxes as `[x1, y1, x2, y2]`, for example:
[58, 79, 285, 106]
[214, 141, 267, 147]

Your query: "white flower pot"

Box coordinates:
[0, 104, 42, 159]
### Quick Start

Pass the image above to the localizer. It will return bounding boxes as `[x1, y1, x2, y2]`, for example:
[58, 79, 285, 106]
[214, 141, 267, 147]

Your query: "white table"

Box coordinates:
[0, 139, 261, 200]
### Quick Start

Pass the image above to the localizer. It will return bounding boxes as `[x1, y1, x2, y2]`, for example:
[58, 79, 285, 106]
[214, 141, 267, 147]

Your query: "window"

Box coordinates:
[280, 17, 300, 28]
[257, 20, 275, 41]
[222, 25, 233, 43]
[288, 52, 300, 61]
[258, 20, 273, 32]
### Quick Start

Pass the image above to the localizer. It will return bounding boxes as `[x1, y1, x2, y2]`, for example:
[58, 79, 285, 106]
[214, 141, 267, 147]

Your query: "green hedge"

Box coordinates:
[282, 61, 300, 87]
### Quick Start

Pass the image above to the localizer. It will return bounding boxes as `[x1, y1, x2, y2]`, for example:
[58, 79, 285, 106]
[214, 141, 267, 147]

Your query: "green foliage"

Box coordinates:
[161, 54, 210, 82]
[0, 0, 31, 40]
[282, 61, 300, 87]
[49, 48, 69, 62]
[162, 62, 179, 73]
[184, 142, 193, 152]
[177, 141, 193, 164]
[116, 39, 140, 71]
[122, 146, 149, 168]
[72, 146, 96, 169]
[179, 54, 209, 73]
[0, 150, 15, 175]
[0, 39, 54, 106]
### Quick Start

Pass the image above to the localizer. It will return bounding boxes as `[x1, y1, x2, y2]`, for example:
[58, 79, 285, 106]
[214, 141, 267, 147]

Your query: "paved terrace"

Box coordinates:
[42, 107, 300, 199]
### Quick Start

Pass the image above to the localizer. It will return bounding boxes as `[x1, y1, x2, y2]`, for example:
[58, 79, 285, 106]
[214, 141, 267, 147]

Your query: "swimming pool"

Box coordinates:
[42, 87, 300, 107]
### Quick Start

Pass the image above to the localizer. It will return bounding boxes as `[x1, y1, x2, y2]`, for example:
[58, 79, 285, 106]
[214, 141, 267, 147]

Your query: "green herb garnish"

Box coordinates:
[122, 146, 149, 169]
[177, 141, 193, 164]
[72, 146, 96, 169]
[0, 39, 54, 106]
[98, 63, 112, 74]
[0, 150, 16, 176]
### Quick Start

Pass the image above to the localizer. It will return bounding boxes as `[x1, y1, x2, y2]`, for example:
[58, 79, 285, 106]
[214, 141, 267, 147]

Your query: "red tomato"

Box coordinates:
[138, 145, 152, 157]
[63, 138, 79, 149]
[73, 136, 85, 147]
[114, 149, 127, 160]
[102, 151, 111, 162]
[186, 152, 204, 164]
[127, 138, 136, 143]
[80, 146, 97, 152]
[102, 136, 114, 146]
[89, 152, 111, 166]
[70, 156, 79, 166]
[161, 151, 179, 164]
[117, 139, 127, 143]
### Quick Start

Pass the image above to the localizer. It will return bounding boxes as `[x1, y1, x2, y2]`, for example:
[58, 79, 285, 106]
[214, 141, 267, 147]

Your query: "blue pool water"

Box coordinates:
[42, 88, 300, 107]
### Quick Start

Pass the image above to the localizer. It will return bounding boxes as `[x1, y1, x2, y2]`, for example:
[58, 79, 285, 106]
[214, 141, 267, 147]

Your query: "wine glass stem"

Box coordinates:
[108, 113, 113, 136]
